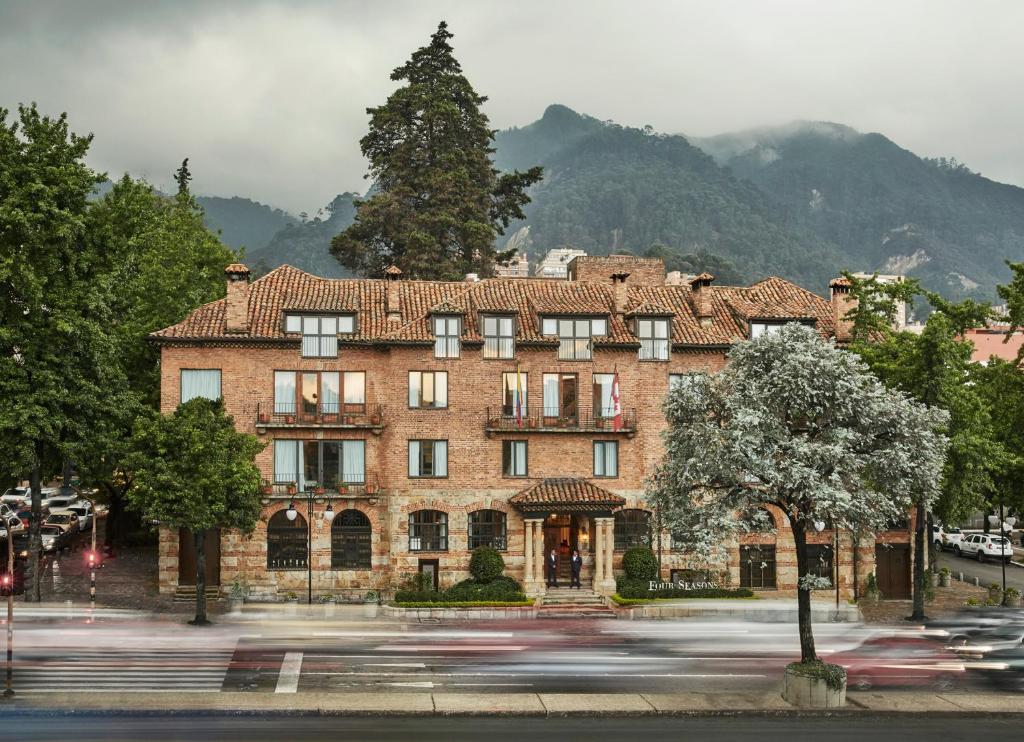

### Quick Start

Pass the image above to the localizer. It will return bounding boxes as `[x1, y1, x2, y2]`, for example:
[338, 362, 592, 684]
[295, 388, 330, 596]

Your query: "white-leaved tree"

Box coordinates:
[649, 324, 947, 665]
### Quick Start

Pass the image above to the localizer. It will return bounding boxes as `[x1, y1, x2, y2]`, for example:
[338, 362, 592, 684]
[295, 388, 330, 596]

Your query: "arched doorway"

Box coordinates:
[543, 513, 585, 578]
[331, 509, 371, 570]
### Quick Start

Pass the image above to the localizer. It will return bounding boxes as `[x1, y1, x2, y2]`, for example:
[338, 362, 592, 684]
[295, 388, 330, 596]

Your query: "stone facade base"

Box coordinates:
[382, 605, 538, 620]
[617, 599, 862, 623]
[782, 666, 847, 708]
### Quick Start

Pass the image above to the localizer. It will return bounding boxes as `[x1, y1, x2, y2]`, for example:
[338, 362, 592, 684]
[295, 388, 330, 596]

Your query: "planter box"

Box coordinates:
[363, 602, 379, 619]
[1004, 594, 1022, 608]
[939, 574, 951, 587]
[782, 667, 846, 708]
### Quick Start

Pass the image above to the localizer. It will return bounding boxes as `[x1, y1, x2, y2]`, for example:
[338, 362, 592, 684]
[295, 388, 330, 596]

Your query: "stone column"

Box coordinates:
[594, 517, 616, 595]
[524, 519, 544, 595]
[593, 519, 604, 584]
[534, 519, 546, 591]
[524, 519, 534, 589]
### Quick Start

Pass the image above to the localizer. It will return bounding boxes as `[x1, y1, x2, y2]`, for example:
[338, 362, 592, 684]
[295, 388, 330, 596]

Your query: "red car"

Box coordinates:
[830, 636, 965, 691]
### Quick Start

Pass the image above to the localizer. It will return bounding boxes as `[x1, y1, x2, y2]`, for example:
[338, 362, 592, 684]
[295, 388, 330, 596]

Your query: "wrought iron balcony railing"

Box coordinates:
[264, 472, 382, 498]
[256, 402, 384, 431]
[484, 407, 637, 434]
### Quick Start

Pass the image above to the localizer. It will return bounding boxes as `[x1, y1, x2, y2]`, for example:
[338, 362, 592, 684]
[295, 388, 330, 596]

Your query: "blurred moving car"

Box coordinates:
[956, 533, 1013, 563]
[44, 510, 80, 535]
[974, 646, 1024, 691]
[931, 524, 964, 552]
[829, 636, 965, 691]
[66, 502, 94, 532]
[40, 524, 75, 554]
[1, 487, 28, 506]
[947, 624, 1024, 659]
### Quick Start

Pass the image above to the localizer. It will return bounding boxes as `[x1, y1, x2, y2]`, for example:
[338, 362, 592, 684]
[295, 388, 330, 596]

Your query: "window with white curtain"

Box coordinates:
[274, 439, 365, 490]
[482, 315, 515, 359]
[501, 372, 527, 417]
[408, 371, 448, 408]
[433, 316, 460, 358]
[180, 369, 221, 404]
[502, 440, 527, 477]
[408, 440, 448, 478]
[593, 440, 618, 477]
[637, 318, 670, 360]
[274, 440, 302, 486]
[592, 373, 616, 418]
[749, 321, 785, 340]
[274, 371, 297, 415]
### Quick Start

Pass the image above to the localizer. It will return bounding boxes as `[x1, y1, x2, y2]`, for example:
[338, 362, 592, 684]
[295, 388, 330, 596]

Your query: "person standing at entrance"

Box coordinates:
[570, 549, 582, 588]
[546, 549, 559, 587]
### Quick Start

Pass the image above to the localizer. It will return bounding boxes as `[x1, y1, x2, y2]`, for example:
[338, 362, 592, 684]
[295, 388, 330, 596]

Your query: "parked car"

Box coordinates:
[66, 502, 94, 533]
[15, 506, 51, 530]
[947, 624, 1024, 659]
[39, 524, 75, 554]
[0, 503, 24, 538]
[955, 533, 1013, 563]
[829, 636, 965, 691]
[0, 487, 28, 507]
[44, 510, 80, 535]
[42, 496, 79, 512]
[932, 524, 964, 552]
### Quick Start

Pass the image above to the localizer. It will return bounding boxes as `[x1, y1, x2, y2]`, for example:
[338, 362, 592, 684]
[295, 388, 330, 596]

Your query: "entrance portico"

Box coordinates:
[511, 478, 624, 596]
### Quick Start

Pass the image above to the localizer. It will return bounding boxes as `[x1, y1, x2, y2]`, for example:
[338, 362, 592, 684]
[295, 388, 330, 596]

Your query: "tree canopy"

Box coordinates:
[331, 21, 542, 280]
[650, 324, 946, 662]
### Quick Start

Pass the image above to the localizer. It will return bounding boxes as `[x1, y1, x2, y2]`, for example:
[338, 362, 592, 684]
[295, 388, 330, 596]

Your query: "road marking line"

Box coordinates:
[363, 662, 427, 668]
[275, 651, 302, 694]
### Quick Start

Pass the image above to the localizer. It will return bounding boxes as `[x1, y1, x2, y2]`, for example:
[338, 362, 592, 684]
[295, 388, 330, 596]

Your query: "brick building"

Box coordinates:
[150, 256, 913, 601]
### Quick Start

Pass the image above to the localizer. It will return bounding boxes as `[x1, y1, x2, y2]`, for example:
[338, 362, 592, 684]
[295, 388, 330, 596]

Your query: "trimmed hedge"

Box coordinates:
[621, 547, 659, 581]
[394, 575, 526, 604]
[616, 577, 753, 600]
[469, 547, 505, 582]
[393, 600, 534, 609]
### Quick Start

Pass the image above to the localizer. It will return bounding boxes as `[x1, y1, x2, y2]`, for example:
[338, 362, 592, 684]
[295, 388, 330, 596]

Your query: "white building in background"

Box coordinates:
[494, 253, 529, 278]
[534, 247, 588, 278]
[852, 272, 910, 329]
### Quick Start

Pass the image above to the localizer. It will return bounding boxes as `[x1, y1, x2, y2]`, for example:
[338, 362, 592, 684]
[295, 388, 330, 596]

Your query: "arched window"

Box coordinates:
[614, 509, 652, 551]
[409, 510, 447, 552]
[331, 509, 372, 569]
[267, 510, 307, 570]
[741, 508, 777, 534]
[468, 510, 507, 550]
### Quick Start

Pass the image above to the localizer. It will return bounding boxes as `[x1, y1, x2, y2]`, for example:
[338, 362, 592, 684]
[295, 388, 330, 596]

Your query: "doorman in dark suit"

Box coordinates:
[570, 550, 583, 588]
[546, 549, 559, 587]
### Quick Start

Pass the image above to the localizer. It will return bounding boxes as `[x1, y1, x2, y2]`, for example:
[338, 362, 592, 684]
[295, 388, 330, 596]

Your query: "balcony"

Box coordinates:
[263, 473, 383, 501]
[256, 402, 384, 434]
[484, 407, 637, 436]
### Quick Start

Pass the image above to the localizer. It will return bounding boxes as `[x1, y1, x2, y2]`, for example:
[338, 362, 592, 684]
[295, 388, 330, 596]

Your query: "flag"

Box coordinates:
[611, 365, 623, 432]
[515, 363, 524, 428]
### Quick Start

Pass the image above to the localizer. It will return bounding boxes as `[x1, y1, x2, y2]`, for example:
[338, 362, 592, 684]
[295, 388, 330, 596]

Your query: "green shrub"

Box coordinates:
[394, 589, 444, 603]
[469, 547, 505, 582]
[786, 660, 846, 691]
[434, 576, 526, 603]
[621, 547, 659, 581]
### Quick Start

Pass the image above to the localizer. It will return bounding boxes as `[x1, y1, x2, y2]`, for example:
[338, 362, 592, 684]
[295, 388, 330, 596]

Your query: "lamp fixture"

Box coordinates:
[323, 501, 335, 523]
[286, 500, 297, 521]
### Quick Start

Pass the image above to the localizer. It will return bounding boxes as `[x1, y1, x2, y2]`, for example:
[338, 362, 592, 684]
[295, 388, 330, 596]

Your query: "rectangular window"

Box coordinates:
[342, 371, 366, 412]
[273, 440, 301, 486]
[542, 373, 577, 421]
[749, 322, 785, 340]
[408, 371, 448, 409]
[593, 441, 618, 477]
[740, 545, 777, 589]
[274, 440, 365, 490]
[592, 373, 616, 418]
[501, 372, 528, 417]
[180, 369, 221, 404]
[806, 544, 834, 584]
[286, 313, 354, 335]
[638, 318, 670, 360]
[298, 315, 349, 358]
[276, 371, 364, 417]
[557, 318, 596, 361]
[409, 511, 447, 552]
[482, 315, 515, 359]
[408, 440, 448, 478]
[502, 440, 527, 477]
[541, 317, 558, 336]
[273, 371, 296, 415]
[433, 316, 460, 358]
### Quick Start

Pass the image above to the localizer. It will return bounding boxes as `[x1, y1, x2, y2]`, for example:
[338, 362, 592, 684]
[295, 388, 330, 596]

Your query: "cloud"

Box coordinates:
[1, 0, 1022, 213]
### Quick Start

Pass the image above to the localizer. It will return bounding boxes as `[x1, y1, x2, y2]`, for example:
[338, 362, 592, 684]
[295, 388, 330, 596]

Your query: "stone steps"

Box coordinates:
[173, 586, 222, 603]
[538, 588, 613, 618]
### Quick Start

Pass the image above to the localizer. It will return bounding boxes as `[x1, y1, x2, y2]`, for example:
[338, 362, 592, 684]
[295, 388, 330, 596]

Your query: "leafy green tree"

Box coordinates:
[0, 104, 129, 601]
[331, 21, 542, 280]
[174, 157, 192, 197]
[75, 175, 236, 549]
[999, 260, 1024, 343]
[853, 292, 1000, 619]
[843, 272, 921, 343]
[127, 399, 264, 624]
[650, 325, 946, 664]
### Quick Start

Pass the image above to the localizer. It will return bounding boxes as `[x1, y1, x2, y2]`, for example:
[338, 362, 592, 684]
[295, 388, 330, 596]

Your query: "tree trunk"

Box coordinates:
[909, 501, 927, 621]
[24, 456, 43, 603]
[790, 519, 817, 663]
[190, 529, 210, 626]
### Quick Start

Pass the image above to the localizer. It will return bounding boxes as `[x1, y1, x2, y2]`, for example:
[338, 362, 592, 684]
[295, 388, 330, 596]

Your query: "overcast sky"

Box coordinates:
[2, 0, 1022, 214]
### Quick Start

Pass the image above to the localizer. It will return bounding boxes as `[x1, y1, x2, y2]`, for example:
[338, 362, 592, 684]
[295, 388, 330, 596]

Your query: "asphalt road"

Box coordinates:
[935, 549, 1024, 592]
[2, 714, 1019, 742]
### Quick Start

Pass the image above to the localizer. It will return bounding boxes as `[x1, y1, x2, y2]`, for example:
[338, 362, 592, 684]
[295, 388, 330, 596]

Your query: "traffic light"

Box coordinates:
[0, 572, 11, 597]
[85, 550, 101, 569]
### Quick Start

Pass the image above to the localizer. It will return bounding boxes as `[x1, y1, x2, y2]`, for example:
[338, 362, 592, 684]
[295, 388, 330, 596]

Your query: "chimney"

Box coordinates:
[689, 272, 714, 327]
[829, 277, 856, 342]
[610, 272, 630, 315]
[224, 263, 250, 334]
[385, 264, 402, 322]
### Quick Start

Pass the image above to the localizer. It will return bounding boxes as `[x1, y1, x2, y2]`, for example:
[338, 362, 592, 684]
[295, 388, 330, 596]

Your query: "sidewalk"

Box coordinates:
[4, 690, 1023, 717]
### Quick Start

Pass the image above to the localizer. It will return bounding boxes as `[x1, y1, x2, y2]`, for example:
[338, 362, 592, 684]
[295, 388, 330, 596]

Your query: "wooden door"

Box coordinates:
[178, 528, 221, 586]
[418, 559, 439, 591]
[875, 543, 911, 599]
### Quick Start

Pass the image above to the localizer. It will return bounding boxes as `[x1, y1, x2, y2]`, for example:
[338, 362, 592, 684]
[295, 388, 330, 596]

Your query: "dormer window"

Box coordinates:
[637, 318, 670, 361]
[541, 316, 608, 361]
[749, 321, 786, 340]
[433, 316, 461, 358]
[285, 313, 355, 358]
[482, 315, 515, 359]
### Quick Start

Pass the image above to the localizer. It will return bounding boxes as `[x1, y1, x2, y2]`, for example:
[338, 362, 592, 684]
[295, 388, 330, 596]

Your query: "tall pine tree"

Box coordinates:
[332, 21, 542, 280]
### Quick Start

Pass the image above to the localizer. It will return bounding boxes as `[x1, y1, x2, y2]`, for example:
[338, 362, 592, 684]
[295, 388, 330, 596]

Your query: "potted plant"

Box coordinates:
[965, 597, 981, 609]
[337, 483, 349, 495]
[370, 410, 382, 425]
[595, 417, 606, 429]
[928, 569, 938, 587]
[1004, 587, 1021, 608]
[526, 418, 537, 429]
[365, 482, 377, 495]
[258, 411, 270, 424]
[988, 583, 1003, 603]
[939, 567, 952, 587]
[285, 414, 296, 424]
[229, 578, 246, 613]
[319, 593, 336, 617]
[782, 660, 846, 708]
[363, 590, 379, 618]
[261, 481, 274, 496]
[286, 482, 297, 495]
[314, 485, 326, 495]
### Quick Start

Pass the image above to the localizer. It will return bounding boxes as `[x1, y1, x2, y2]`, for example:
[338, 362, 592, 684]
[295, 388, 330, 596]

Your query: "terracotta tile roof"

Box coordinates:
[509, 478, 626, 512]
[150, 265, 836, 347]
[829, 276, 853, 289]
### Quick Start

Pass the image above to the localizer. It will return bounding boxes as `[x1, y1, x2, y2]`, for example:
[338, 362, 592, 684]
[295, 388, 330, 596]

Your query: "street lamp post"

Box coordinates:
[286, 490, 334, 604]
[988, 507, 1018, 603]
[3, 535, 13, 698]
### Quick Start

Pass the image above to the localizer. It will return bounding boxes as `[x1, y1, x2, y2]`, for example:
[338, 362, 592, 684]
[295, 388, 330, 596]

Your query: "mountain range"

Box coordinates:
[195, 105, 1024, 300]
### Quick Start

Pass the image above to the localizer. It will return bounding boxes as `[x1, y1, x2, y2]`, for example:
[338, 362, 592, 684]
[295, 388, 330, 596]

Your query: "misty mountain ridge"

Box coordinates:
[191, 104, 1024, 299]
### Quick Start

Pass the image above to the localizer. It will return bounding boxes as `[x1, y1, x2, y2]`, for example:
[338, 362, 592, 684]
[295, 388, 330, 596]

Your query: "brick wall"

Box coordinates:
[568, 255, 666, 286]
